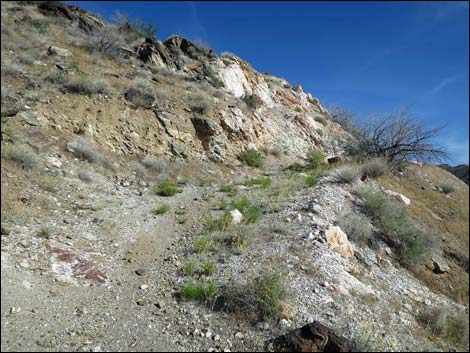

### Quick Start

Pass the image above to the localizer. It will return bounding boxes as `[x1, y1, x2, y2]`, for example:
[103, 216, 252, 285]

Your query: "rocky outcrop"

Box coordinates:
[325, 226, 354, 259]
[267, 321, 353, 352]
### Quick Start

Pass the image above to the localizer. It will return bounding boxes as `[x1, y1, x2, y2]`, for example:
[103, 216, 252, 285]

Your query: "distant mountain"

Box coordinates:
[439, 164, 469, 185]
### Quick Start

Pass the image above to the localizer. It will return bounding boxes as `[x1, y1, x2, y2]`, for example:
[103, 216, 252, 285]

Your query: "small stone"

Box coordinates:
[136, 299, 146, 306]
[229, 209, 243, 224]
[139, 284, 149, 290]
[10, 306, 21, 314]
[208, 348, 215, 352]
[279, 319, 291, 329]
[19, 261, 30, 269]
[213, 334, 221, 341]
[155, 300, 165, 309]
[205, 331, 212, 338]
[135, 268, 147, 276]
[424, 299, 431, 306]
[234, 332, 244, 339]
[322, 281, 330, 288]
[1, 224, 11, 235]
[256, 322, 270, 331]
[193, 328, 200, 336]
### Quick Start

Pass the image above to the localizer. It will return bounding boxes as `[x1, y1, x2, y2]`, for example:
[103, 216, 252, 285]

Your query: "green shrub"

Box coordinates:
[305, 175, 317, 188]
[239, 149, 263, 167]
[66, 77, 110, 95]
[337, 210, 373, 244]
[316, 128, 324, 137]
[361, 158, 390, 178]
[28, 18, 50, 34]
[141, 156, 166, 172]
[220, 183, 235, 192]
[314, 116, 328, 126]
[223, 271, 287, 322]
[286, 162, 304, 172]
[67, 138, 103, 164]
[182, 260, 197, 277]
[37, 227, 51, 239]
[45, 71, 66, 85]
[152, 203, 170, 215]
[151, 181, 182, 196]
[305, 149, 324, 170]
[180, 282, 218, 302]
[206, 213, 232, 232]
[219, 225, 255, 250]
[201, 260, 216, 276]
[193, 236, 216, 253]
[199, 179, 212, 187]
[231, 196, 261, 224]
[417, 307, 469, 346]
[241, 177, 272, 189]
[4, 144, 39, 169]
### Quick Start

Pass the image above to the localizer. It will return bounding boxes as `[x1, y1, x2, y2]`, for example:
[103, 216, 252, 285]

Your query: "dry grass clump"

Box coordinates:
[437, 181, 457, 194]
[361, 157, 390, 178]
[66, 77, 110, 95]
[337, 210, 373, 244]
[331, 164, 361, 183]
[141, 156, 166, 173]
[67, 138, 103, 164]
[3, 144, 40, 169]
[190, 93, 212, 116]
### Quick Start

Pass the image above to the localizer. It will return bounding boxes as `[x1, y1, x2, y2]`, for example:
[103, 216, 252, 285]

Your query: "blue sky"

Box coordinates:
[67, 1, 469, 165]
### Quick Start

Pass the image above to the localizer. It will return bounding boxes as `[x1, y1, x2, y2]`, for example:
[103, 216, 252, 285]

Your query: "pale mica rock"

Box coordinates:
[229, 209, 243, 224]
[325, 226, 354, 259]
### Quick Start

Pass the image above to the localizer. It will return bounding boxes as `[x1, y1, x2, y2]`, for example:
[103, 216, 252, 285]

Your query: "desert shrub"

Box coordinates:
[242, 94, 262, 109]
[4, 144, 39, 169]
[80, 25, 131, 60]
[203, 65, 224, 88]
[286, 162, 304, 172]
[141, 156, 166, 172]
[223, 272, 287, 322]
[152, 203, 170, 215]
[193, 236, 216, 253]
[331, 165, 361, 183]
[241, 177, 272, 189]
[328, 106, 359, 136]
[219, 183, 235, 193]
[239, 149, 263, 167]
[199, 179, 212, 187]
[17, 55, 36, 65]
[190, 93, 212, 115]
[29, 18, 50, 33]
[151, 180, 182, 196]
[124, 79, 155, 108]
[305, 149, 324, 170]
[180, 282, 218, 302]
[1, 62, 24, 77]
[45, 71, 66, 85]
[316, 128, 324, 137]
[231, 196, 261, 224]
[67, 138, 102, 164]
[358, 187, 430, 265]
[337, 210, 373, 244]
[361, 157, 390, 178]
[66, 77, 110, 95]
[35, 174, 62, 192]
[438, 181, 456, 194]
[418, 307, 469, 346]
[314, 116, 328, 126]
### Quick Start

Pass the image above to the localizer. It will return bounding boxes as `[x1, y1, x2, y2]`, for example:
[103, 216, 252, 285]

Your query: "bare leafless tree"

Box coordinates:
[346, 110, 448, 168]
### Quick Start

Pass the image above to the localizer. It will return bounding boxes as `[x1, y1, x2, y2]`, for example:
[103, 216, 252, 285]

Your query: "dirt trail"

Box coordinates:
[1, 181, 209, 352]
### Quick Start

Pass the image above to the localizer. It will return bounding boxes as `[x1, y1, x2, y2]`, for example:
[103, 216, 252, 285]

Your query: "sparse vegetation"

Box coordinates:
[37, 227, 51, 239]
[361, 157, 390, 178]
[180, 282, 218, 302]
[239, 149, 263, 167]
[337, 210, 373, 244]
[193, 236, 216, 253]
[358, 186, 431, 265]
[182, 260, 197, 277]
[201, 260, 216, 276]
[305, 149, 324, 170]
[67, 138, 103, 164]
[77, 170, 93, 183]
[141, 156, 166, 172]
[242, 94, 262, 110]
[314, 116, 328, 126]
[66, 77, 110, 95]
[223, 271, 287, 322]
[45, 71, 66, 85]
[151, 181, 182, 196]
[152, 203, 171, 215]
[1, 62, 24, 77]
[438, 181, 457, 194]
[4, 144, 39, 169]
[217, 224, 255, 250]
[231, 196, 261, 224]
[331, 165, 361, 183]
[206, 213, 232, 232]
[304, 175, 317, 187]
[190, 93, 212, 115]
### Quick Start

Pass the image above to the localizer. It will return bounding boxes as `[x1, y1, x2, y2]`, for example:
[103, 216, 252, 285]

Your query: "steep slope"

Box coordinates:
[439, 164, 469, 185]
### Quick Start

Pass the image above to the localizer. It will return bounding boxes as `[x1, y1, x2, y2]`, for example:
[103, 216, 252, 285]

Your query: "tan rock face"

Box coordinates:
[325, 226, 354, 259]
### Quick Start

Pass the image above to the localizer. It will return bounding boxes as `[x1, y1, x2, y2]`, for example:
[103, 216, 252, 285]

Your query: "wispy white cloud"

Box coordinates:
[427, 75, 460, 96]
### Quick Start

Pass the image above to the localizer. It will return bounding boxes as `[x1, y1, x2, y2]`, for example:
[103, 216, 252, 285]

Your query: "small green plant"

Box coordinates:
[316, 128, 324, 137]
[231, 196, 261, 224]
[220, 225, 255, 250]
[180, 282, 218, 302]
[152, 181, 182, 196]
[199, 179, 212, 187]
[45, 71, 66, 85]
[305, 175, 317, 188]
[295, 106, 302, 113]
[241, 177, 272, 189]
[220, 183, 235, 192]
[4, 144, 39, 169]
[37, 227, 51, 239]
[201, 260, 216, 276]
[182, 260, 197, 277]
[152, 203, 170, 215]
[286, 162, 304, 172]
[219, 199, 229, 210]
[206, 213, 232, 232]
[193, 236, 216, 253]
[28, 18, 50, 34]
[239, 149, 263, 167]
[305, 149, 324, 170]
[314, 116, 328, 126]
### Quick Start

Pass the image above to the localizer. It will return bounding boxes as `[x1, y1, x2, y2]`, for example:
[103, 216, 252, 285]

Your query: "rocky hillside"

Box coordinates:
[1, 2, 469, 353]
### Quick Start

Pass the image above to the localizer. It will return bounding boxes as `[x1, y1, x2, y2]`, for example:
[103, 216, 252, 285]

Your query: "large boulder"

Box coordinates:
[267, 321, 353, 352]
[325, 226, 354, 259]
